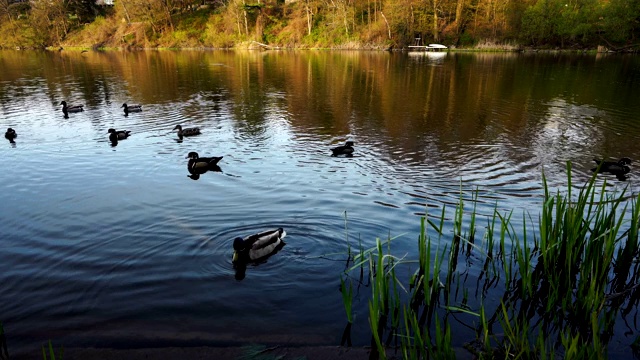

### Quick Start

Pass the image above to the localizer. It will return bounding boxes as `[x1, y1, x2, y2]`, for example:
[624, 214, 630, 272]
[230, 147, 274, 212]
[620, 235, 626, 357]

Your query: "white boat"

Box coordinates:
[407, 43, 448, 52]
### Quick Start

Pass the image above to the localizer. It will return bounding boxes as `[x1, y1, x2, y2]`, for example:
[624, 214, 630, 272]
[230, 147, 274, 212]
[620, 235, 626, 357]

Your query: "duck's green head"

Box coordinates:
[232, 237, 245, 262]
[186, 152, 199, 159]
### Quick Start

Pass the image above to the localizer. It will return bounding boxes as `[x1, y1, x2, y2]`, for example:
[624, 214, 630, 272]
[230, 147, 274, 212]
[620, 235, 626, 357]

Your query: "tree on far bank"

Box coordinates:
[29, 0, 69, 46]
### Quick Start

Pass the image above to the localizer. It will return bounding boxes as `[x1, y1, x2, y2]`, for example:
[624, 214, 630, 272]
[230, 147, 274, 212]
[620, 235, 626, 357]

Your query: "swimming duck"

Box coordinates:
[5, 128, 17, 143]
[122, 103, 142, 115]
[232, 227, 287, 263]
[331, 141, 355, 157]
[592, 157, 631, 176]
[173, 125, 201, 137]
[186, 152, 223, 171]
[60, 101, 84, 116]
[108, 128, 131, 143]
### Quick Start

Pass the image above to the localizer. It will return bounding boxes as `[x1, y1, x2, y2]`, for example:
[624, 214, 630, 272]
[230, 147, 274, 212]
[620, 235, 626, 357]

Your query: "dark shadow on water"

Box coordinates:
[233, 242, 285, 281]
[187, 165, 222, 180]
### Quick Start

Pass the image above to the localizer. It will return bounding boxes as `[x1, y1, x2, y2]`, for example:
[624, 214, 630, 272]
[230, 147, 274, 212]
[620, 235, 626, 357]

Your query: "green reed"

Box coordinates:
[41, 340, 63, 360]
[340, 163, 640, 359]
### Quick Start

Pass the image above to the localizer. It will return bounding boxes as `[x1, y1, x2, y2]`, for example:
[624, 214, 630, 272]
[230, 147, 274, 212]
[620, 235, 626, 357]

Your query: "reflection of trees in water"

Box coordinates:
[2, 51, 637, 176]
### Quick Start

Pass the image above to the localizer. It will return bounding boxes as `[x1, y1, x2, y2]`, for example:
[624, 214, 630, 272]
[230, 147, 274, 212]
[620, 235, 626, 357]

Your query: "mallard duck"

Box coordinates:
[108, 128, 131, 143]
[60, 101, 84, 115]
[592, 157, 631, 176]
[232, 227, 287, 263]
[5, 128, 17, 143]
[186, 152, 223, 171]
[173, 125, 201, 137]
[331, 141, 355, 157]
[122, 103, 142, 115]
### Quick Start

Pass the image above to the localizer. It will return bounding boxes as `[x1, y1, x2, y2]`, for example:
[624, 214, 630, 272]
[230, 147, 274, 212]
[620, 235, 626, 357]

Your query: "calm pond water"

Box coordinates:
[1, 50, 639, 356]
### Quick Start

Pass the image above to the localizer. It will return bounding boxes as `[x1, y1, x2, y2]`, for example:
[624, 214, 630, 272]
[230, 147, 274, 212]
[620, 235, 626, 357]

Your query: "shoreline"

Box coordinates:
[1, 46, 630, 54]
[11, 345, 412, 360]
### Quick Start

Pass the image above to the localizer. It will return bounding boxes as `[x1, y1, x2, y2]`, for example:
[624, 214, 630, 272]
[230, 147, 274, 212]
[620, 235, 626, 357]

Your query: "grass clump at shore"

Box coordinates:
[341, 163, 640, 359]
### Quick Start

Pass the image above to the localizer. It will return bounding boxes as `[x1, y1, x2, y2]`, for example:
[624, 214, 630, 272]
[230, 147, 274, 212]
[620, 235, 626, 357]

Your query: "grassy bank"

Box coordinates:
[2, 0, 638, 51]
[340, 163, 640, 358]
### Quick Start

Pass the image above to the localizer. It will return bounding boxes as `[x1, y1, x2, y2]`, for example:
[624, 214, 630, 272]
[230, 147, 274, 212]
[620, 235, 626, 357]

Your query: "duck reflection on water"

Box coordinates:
[187, 164, 222, 180]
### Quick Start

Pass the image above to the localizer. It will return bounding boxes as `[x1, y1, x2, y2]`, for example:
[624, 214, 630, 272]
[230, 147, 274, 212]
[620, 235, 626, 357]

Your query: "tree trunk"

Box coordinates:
[432, 0, 438, 41]
[120, 1, 132, 24]
[161, 0, 174, 32]
[380, 11, 390, 39]
[454, 0, 464, 34]
[305, 0, 312, 35]
[242, 0, 249, 36]
[342, 2, 348, 36]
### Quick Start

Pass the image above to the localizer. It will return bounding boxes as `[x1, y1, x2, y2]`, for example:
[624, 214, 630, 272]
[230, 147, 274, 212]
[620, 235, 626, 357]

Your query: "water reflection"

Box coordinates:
[407, 51, 447, 64]
[232, 244, 285, 281]
[1, 50, 639, 357]
[188, 164, 222, 180]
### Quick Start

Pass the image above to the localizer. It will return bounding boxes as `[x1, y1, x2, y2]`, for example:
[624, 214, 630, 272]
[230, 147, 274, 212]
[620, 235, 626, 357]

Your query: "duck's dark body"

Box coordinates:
[60, 101, 84, 116]
[5, 128, 16, 143]
[592, 157, 631, 176]
[122, 103, 142, 115]
[186, 152, 223, 172]
[174, 125, 201, 137]
[108, 128, 131, 144]
[232, 227, 286, 263]
[331, 141, 355, 157]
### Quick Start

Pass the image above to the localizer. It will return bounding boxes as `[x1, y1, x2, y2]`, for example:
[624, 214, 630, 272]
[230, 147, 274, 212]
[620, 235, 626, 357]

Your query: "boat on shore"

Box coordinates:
[407, 43, 448, 51]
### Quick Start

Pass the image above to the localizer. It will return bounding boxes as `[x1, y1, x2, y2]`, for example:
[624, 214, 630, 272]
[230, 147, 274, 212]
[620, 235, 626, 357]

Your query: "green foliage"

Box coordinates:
[599, 0, 640, 44]
[42, 340, 63, 360]
[0, 0, 638, 49]
[204, 13, 242, 48]
[341, 164, 640, 358]
[62, 15, 118, 47]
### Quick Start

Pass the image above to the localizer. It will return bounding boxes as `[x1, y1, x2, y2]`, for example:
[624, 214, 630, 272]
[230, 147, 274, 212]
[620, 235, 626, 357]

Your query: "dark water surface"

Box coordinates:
[1, 50, 639, 355]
